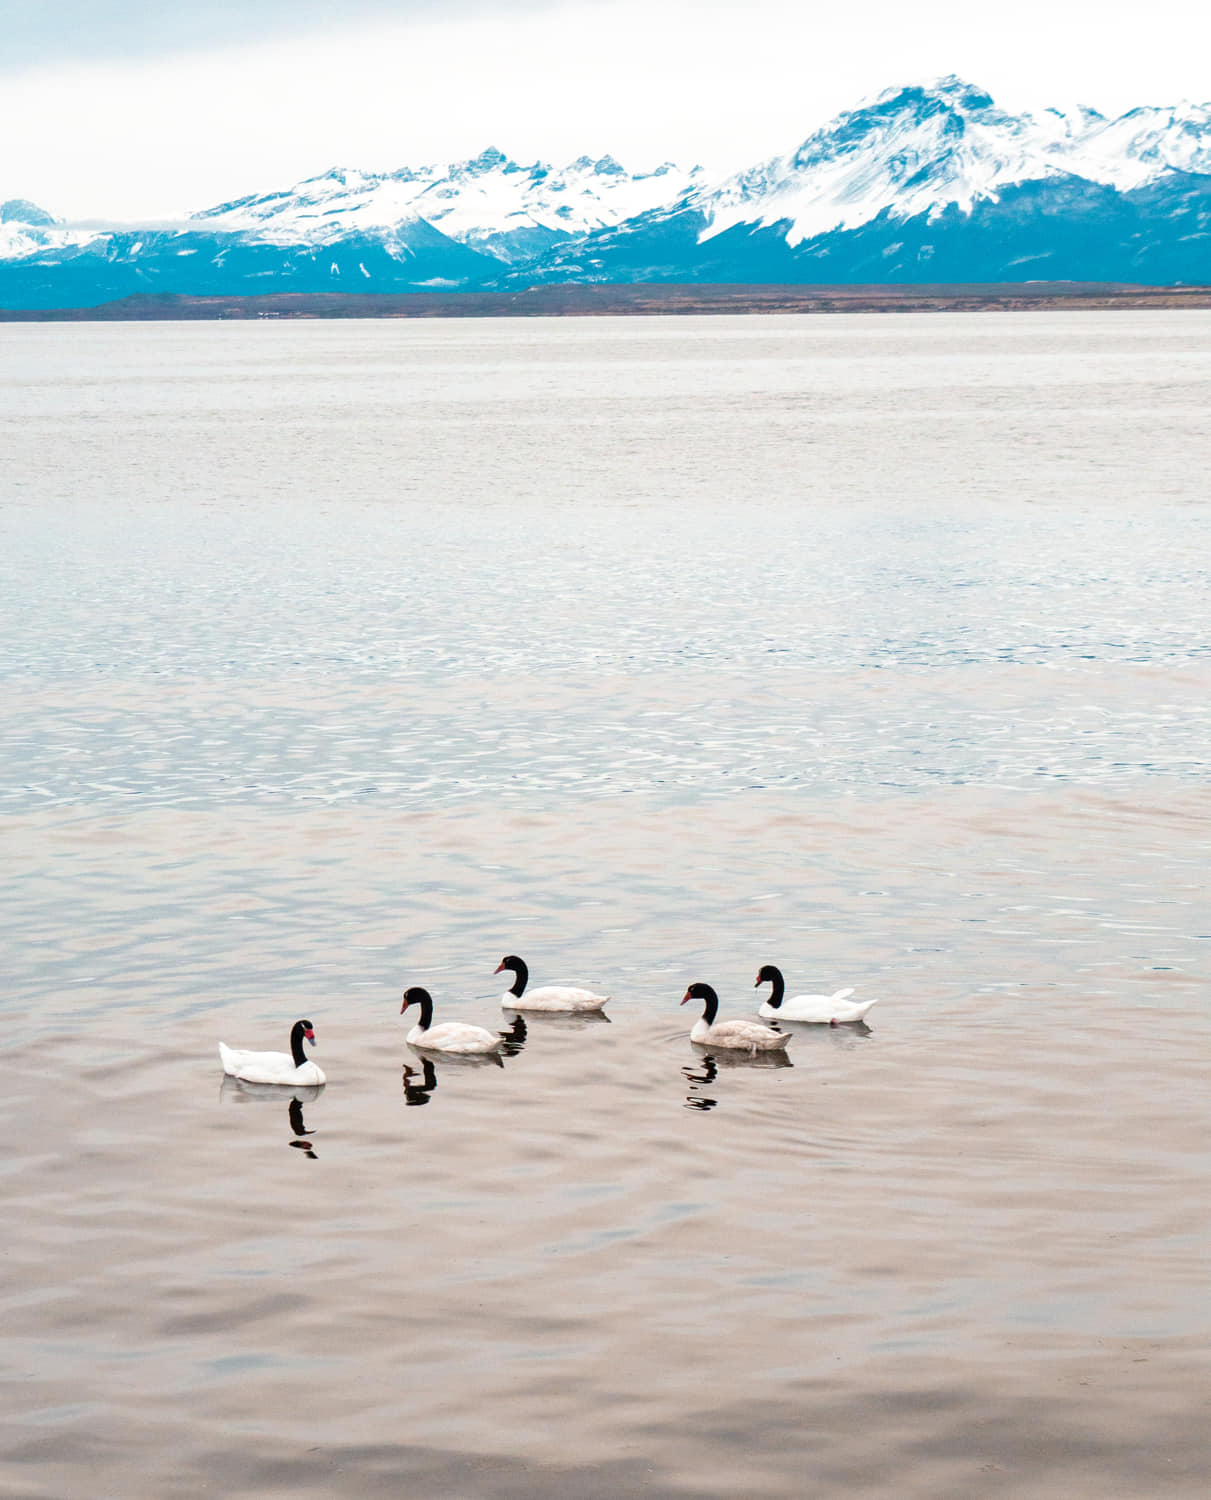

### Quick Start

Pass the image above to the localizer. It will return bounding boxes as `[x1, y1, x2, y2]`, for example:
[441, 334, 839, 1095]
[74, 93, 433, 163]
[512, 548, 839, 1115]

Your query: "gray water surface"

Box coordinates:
[1, 314, 1209, 1498]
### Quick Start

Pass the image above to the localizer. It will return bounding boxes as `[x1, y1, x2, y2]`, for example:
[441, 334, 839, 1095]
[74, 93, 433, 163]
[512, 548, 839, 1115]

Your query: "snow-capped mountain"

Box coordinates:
[194, 149, 703, 265]
[4, 77, 1211, 309]
[0, 198, 99, 262]
[502, 77, 1211, 287]
[694, 77, 1211, 245]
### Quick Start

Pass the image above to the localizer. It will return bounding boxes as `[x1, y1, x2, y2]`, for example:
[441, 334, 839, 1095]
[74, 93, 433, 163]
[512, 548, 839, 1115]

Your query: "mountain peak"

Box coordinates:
[460, 147, 511, 176]
[916, 74, 996, 111]
[314, 167, 369, 188]
[1, 198, 55, 226]
[846, 76, 1000, 132]
[706, 76, 1211, 251]
[790, 77, 1003, 172]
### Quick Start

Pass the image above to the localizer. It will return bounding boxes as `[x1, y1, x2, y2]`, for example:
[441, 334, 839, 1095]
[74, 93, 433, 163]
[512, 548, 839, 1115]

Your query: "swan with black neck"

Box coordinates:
[401, 986, 503, 1055]
[681, 982, 791, 1054]
[219, 1019, 326, 1086]
[495, 955, 610, 1013]
[755, 964, 878, 1024]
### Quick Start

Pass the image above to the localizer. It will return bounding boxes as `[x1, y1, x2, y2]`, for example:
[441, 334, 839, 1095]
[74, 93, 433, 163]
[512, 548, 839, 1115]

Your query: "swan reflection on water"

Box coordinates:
[402, 1016, 527, 1105]
[682, 1047, 793, 1112]
[499, 1015, 528, 1055]
[218, 1076, 324, 1157]
[506, 1009, 610, 1030]
[287, 1097, 318, 1157]
[781, 1018, 874, 1046]
[402, 1056, 439, 1106]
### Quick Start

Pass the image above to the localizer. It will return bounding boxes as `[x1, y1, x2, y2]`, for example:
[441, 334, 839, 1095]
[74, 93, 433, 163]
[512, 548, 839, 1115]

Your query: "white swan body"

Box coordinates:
[682, 983, 791, 1055]
[496, 955, 609, 1013]
[219, 1020, 326, 1085]
[760, 988, 879, 1024]
[402, 987, 502, 1055]
[756, 966, 878, 1024]
[407, 1020, 502, 1054]
[778, 994, 876, 1024]
[690, 1016, 792, 1053]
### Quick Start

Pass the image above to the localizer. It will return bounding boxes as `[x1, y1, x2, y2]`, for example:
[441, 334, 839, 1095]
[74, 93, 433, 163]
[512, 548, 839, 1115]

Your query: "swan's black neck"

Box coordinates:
[688, 984, 719, 1025]
[409, 990, 434, 1029]
[290, 1020, 313, 1067]
[500, 956, 528, 997]
[757, 966, 785, 1008]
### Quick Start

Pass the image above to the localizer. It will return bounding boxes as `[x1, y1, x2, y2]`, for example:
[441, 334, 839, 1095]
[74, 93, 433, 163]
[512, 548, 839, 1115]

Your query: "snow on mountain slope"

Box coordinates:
[0, 200, 99, 260]
[4, 77, 1211, 304]
[693, 76, 1211, 245]
[194, 149, 703, 260]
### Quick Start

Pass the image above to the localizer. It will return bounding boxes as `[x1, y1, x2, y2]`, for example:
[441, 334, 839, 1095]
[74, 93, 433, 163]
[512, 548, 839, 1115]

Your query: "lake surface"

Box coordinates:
[1, 313, 1209, 1498]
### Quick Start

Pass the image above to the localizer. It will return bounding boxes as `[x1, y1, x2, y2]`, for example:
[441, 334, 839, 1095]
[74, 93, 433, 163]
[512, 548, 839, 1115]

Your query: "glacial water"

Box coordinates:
[1, 312, 1209, 1498]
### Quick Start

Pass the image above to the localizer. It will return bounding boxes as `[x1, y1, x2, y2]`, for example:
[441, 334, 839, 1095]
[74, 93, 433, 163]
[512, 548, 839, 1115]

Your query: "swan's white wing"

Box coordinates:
[218, 1045, 303, 1083]
[780, 990, 876, 1022]
[778, 998, 835, 1021]
[506, 984, 609, 1012]
[220, 1045, 285, 1070]
[833, 997, 879, 1021]
[411, 1021, 501, 1054]
[706, 1020, 791, 1050]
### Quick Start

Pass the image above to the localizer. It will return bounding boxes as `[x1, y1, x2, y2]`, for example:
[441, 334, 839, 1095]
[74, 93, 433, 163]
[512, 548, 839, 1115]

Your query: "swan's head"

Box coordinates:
[681, 982, 718, 1007]
[401, 987, 432, 1014]
[755, 965, 780, 988]
[288, 1020, 316, 1066]
[494, 955, 528, 997]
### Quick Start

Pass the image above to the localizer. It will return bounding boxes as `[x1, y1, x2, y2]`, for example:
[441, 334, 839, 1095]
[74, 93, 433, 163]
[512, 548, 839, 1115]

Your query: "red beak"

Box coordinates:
[493, 962, 505, 974]
[304, 1028, 315, 1041]
[680, 990, 692, 1005]
[400, 998, 410, 1013]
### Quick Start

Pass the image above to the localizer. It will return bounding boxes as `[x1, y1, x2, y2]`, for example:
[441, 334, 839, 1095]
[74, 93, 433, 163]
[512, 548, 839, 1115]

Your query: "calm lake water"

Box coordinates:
[1, 313, 1209, 1498]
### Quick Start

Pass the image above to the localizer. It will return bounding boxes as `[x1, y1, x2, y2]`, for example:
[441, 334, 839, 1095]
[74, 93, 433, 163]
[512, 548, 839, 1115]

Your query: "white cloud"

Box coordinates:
[3, 0, 1210, 219]
[0, 1, 534, 67]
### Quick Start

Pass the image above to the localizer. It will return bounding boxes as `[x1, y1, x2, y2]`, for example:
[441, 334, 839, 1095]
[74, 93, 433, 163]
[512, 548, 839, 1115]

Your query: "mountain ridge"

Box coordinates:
[5, 76, 1211, 308]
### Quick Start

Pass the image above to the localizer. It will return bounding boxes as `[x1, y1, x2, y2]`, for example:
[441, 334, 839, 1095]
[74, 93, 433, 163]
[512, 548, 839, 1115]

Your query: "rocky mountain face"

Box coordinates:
[5, 78, 1211, 307]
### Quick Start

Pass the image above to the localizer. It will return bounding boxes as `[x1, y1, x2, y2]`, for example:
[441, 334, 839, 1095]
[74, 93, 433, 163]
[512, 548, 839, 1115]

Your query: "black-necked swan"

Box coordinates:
[401, 986, 503, 1055]
[681, 982, 792, 1054]
[755, 964, 878, 1024]
[495, 955, 610, 1013]
[218, 1019, 326, 1085]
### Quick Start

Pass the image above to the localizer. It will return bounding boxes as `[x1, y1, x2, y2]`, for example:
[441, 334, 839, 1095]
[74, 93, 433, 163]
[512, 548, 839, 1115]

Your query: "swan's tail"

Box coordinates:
[218, 1042, 237, 1075]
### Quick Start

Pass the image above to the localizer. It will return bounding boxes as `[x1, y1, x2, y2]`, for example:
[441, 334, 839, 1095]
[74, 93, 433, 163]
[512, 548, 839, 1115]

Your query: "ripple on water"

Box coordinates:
[2, 316, 1210, 1497]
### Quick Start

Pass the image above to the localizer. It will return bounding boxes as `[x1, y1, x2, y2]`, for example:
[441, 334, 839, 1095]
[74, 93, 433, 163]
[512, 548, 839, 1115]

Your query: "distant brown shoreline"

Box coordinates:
[4, 282, 1211, 321]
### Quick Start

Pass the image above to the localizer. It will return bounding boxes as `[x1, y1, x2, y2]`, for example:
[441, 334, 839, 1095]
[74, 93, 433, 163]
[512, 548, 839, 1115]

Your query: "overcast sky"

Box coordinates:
[3, 0, 1210, 220]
